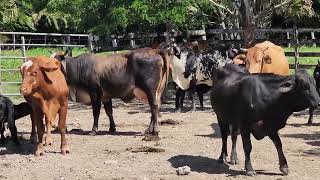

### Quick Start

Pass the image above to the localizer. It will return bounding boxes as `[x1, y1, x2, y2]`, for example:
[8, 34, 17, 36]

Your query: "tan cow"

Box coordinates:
[20, 56, 69, 156]
[233, 41, 289, 75]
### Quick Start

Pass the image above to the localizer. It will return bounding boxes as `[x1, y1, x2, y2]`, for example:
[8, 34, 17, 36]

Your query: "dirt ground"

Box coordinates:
[1, 94, 320, 180]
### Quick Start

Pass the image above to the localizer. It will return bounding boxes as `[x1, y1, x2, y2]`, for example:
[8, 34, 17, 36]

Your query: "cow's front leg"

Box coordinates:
[30, 111, 37, 144]
[103, 99, 116, 132]
[58, 104, 70, 155]
[34, 111, 45, 156]
[175, 88, 185, 112]
[241, 130, 256, 176]
[230, 128, 239, 165]
[269, 132, 289, 175]
[89, 93, 102, 136]
[218, 119, 228, 163]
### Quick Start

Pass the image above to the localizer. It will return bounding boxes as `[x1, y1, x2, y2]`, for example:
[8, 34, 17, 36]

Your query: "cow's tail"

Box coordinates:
[158, 50, 171, 103]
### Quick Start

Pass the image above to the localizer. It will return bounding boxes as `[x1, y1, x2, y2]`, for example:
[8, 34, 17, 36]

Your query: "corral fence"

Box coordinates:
[1, 28, 320, 96]
[102, 27, 320, 70]
[0, 32, 95, 96]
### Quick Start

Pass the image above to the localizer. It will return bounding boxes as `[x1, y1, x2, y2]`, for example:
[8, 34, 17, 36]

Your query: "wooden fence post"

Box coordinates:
[0, 46, 2, 94]
[21, 36, 26, 62]
[286, 32, 291, 48]
[129, 33, 135, 49]
[293, 26, 299, 73]
[311, 31, 316, 47]
[88, 34, 94, 53]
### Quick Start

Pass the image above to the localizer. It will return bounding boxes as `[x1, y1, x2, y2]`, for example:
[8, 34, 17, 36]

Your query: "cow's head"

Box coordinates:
[20, 57, 60, 96]
[233, 47, 271, 73]
[287, 70, 320, 111]
[50, 47, 72, 61]
[183, 42, 202, 78]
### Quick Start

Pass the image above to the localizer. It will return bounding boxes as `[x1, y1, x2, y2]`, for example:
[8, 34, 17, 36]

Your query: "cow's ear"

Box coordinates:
[279, 80, 294, 93]
[263, 54, 272, 64]
[40, 61, 60, 72]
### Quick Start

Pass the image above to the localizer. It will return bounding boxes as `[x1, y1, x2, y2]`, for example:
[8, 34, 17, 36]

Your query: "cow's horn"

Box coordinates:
[239, 48, 248, 53]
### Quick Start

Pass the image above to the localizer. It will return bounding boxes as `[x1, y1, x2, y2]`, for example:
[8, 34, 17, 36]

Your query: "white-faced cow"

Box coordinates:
[52, 48, 169, 138]
[211, 64, 320, 176]
[170, 42, 231, 112]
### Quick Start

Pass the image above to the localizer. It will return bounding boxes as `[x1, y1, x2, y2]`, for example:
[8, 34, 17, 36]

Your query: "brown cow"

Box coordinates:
[233, 41, 289, 76]
[20, 56, 69, 156]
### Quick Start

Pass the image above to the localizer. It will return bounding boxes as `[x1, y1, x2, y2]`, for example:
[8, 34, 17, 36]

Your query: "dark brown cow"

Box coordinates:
[20, 56, 69, 156]
[52, 48, 170, 138]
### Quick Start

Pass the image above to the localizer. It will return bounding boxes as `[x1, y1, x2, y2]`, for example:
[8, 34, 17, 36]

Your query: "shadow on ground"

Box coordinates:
[168, 155, 284, 177]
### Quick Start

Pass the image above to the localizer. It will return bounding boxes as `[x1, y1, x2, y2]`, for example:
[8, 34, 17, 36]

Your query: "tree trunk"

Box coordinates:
[240, 0, 255, 48]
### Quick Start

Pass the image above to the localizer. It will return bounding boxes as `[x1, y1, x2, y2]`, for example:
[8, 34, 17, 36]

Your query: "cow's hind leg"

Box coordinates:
[269, 132, 289, 175]
[307, 106, 315, 126]
[103, 99, 116, 132]
[89, 93, 102, 136]
[58, 104, 70, 155]
[218, 119, 229, 163]
[241, 129, 256, 176]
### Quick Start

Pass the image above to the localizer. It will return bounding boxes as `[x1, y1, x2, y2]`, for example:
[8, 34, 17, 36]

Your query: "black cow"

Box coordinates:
[211, 64, 320, 176]
[52, 48, 170, 138]
[0, 95, 32, 144]
[308, 61, 320, 125]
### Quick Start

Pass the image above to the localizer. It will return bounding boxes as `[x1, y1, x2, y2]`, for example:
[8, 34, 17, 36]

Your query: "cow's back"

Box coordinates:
[255, 41, 289, 76]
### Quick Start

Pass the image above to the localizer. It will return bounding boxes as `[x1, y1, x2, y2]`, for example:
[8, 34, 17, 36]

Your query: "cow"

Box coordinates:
[175, 84, 211, 112]
[211, 63, 320, 176]
[20, 56, 69, 156]
[51, 48, 170, 138]
[171, 42, 231, 112]
[232, 41, 289, 76]
[0, 95, 32, 145]
[308, 60, 320, 125]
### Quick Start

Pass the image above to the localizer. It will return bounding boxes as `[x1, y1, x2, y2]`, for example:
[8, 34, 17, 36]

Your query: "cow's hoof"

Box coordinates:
[44, 137, 53, 146]
[229, 159, 239, 165]
[35, 149, 45, 157]
[109, 127, 116, 133]
[61, 146, 70, 155]
[89, 130, 97, 136]
[174, 109, 182, 113]
[142, 134, 160, 141]
[280, 165, 289, 175]
[245, 170, 257, 176]
[218, 158, 227, 164]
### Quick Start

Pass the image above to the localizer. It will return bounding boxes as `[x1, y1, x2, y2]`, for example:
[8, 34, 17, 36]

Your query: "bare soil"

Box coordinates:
[1, 94, 320, 180]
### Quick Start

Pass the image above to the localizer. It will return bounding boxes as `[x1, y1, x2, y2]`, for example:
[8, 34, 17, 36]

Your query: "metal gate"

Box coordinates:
[0, 32, 93, 96]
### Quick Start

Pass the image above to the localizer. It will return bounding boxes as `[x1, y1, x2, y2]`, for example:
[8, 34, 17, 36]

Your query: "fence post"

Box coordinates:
[286, 31, 291, 48]
[129, 33, 135, 49]
[0, 46, 2, 94]
[293, 26, 299, 73]
[13, 34, 16, 50]
[311, 31, 316, 47]
[21, 36, 26, 62]
[88, 34, 94, 53]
